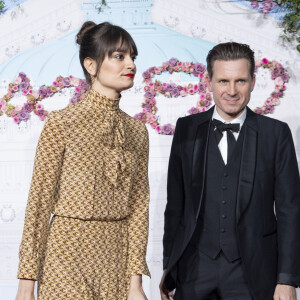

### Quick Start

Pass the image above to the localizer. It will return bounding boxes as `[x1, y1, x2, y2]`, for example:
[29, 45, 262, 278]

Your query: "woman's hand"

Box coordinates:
[127, 275, 148, 300]
[15, 279, 35, 300]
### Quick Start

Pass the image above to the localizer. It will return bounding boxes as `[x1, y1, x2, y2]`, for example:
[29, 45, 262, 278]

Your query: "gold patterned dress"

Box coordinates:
[17, 89, 150, 299]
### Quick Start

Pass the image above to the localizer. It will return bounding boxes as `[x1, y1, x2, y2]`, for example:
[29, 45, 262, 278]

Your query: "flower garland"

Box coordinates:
[0, 58, 289, 135]
[134, 58, 211, 135]
[0, 73, 89, 123]
[253, 58, 289, 115]
[133, 57, 290, 135]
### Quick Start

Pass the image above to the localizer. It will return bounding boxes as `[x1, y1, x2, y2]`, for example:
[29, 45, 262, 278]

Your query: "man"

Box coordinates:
[160, 42, 300, 300]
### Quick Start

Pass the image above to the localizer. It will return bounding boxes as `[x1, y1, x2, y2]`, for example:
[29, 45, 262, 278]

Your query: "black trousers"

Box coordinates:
[174, 244, 254, 300]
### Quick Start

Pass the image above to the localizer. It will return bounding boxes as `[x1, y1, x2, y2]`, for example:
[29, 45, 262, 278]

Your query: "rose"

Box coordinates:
[168, 58, 178, 67]
[62, 77, 71, 87]
[188, 107, 199, 115]
[18, 109, 30, 121]
[144, 91, 155, 99]
[162, 123, 173, 135]
[23, 103, 33, 113]
[192, 63, 206, 76]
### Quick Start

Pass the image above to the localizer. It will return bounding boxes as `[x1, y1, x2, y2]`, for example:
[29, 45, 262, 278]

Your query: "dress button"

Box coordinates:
[221, 200, 226, 205]
[221, 214, 226, 219]
[221, 228, 226, 233]
[222, 186, 227, 191]
[223, 172, 228, 177]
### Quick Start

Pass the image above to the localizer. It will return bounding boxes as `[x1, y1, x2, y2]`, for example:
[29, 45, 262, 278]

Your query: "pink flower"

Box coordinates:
[15, 105, 22, 112]
[23, 90, 28, 95]
[274, 77, 284, 86]
[178, 62, 183, 66]
[251, 1, 259, 8]
[28, 89, 33, 94]
[255, 60, 262, 67]
[70, 77, 80, 86]
[53, 81, 58, 86]
[36, 104, 43, 110]
[272, 98, 280, 105]
[0, 99, 6, 106]
[13, 86, 18, 91]
[262, 58, 268, 65]
[1, 105, 7, 112]
[156, 126, 161, 132]
[14, 77, 22, 84]
[32, 91, 39, 99]
[13, 116, 19, 123]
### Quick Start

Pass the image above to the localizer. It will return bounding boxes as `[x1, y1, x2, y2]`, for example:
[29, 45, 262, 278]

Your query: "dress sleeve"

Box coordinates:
[127, 125, 150, 277]
[17, 111, 65, 280]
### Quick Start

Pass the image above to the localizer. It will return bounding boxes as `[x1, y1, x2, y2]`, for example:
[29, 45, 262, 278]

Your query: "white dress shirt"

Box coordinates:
[212, 107, 247, 165]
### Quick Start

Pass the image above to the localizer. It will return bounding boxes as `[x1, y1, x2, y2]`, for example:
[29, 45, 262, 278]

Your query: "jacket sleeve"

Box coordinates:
[163, 118, 184, 270]
[127, 125, 150, 277]
[274, 122, 300, 287]
[17, 111, 65, 280]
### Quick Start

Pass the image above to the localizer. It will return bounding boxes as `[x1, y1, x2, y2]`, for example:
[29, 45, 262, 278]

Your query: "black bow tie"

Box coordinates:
[212, 119, 240, 163]
[212, 119, 240, 133]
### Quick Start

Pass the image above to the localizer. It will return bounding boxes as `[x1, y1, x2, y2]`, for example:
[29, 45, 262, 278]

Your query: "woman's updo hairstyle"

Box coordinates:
[76, 21, 138, 85]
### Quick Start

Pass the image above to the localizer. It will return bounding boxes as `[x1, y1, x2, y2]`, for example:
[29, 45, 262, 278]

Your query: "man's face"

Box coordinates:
[207, 59, 256, 121]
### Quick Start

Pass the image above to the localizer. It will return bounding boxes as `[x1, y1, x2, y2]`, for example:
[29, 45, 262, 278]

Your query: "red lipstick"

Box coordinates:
[124, 73, 134, 78]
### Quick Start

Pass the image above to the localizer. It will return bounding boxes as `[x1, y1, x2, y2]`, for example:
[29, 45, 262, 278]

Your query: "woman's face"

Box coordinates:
[92, 49, 136, 98]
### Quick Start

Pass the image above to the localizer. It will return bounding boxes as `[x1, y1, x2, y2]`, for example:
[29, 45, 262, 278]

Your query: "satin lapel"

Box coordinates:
[191, 119, 211, 220]
[236, 108, 258, 223]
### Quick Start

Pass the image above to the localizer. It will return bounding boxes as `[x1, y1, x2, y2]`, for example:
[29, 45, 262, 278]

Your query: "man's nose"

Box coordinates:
[228, 82, 237, 96]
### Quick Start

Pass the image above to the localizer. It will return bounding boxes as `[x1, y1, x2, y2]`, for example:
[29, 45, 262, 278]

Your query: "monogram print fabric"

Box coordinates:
[17, 89, 150, 299]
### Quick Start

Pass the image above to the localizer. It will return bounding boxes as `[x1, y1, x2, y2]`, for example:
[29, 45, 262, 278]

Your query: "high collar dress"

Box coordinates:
[17, 89, 150, 300]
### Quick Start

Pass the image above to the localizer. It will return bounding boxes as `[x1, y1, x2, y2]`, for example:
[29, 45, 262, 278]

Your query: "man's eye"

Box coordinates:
[238, 79, 246, 84]
[219, 80, 227, 84]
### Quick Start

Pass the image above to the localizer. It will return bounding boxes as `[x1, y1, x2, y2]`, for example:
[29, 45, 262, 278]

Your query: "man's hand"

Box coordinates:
[159, 270, 175, 300]
[273, 284, 297, 300]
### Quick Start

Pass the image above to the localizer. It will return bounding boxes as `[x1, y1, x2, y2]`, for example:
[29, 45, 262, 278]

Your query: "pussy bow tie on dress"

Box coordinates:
[86, 89, 127, 186]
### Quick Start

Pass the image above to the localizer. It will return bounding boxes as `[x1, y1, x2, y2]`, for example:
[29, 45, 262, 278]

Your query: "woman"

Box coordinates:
[15, 21, 150, 300]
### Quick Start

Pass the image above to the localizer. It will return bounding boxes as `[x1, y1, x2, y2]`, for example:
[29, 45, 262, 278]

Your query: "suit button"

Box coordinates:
[221, 214, 226, 219]
[221, 200, 226, 205]
[223, 172, 228, 177]
[222, 186, 227, 191]
[221, 228, 226, 233]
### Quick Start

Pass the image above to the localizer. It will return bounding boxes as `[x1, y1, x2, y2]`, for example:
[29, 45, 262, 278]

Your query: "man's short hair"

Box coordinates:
[206, 42, 255, 79]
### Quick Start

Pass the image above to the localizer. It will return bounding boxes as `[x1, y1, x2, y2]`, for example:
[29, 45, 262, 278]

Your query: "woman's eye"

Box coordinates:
[115, 54, 124, 59]
[132, 56, 136, 61]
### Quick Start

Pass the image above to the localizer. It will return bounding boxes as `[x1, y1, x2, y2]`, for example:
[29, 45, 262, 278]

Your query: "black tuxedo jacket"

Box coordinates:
[163, 106, 300, 299]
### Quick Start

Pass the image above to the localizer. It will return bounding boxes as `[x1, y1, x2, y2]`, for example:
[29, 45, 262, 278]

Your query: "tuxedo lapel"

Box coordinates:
[191, 110, 212, 220]
[236, 108, 258, 223]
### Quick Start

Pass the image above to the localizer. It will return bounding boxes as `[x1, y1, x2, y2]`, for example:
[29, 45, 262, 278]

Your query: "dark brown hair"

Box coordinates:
[206, 42, 255, 79]
[76, 21, 138, 85]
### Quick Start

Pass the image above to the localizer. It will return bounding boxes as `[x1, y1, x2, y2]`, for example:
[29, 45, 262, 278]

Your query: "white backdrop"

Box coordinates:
[0, 0, 299, 299]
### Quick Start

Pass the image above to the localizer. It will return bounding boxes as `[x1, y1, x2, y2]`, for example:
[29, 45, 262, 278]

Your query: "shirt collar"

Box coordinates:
[212, 106, 247, 127]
